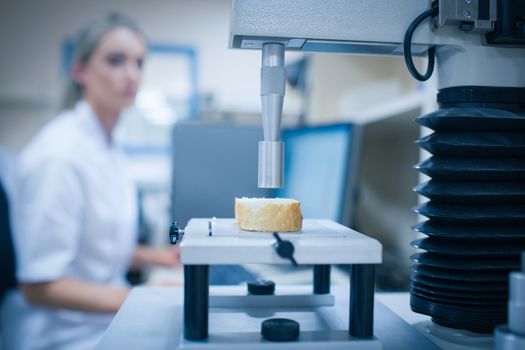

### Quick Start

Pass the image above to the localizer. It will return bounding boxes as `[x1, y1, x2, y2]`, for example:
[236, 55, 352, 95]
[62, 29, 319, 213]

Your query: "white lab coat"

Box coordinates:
[1, 101, 138, 350]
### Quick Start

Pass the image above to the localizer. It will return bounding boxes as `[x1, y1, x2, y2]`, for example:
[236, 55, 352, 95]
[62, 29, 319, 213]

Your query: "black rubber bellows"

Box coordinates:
[411, 87, 525, 334]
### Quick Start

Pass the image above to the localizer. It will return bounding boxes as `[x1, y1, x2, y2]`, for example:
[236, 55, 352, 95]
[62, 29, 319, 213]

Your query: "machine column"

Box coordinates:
[349, 264, 375, 338]
[184, 265, 209, 340]
[313, 264, 331, 294]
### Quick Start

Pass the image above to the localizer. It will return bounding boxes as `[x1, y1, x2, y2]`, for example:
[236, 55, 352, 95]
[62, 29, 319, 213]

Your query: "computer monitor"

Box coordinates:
[276, 124, 361, 227]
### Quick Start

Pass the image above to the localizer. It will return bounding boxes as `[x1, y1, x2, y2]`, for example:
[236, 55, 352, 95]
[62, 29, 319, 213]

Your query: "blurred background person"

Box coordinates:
[1, 13, 180, 350]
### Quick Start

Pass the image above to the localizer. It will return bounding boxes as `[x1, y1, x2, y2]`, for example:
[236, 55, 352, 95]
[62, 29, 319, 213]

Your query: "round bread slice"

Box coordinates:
[235, 197, 303, 232]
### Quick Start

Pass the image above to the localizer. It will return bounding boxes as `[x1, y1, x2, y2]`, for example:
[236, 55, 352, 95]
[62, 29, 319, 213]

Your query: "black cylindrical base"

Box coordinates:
[349, 264, 375, 338]
[184, 265, 209, 340]
[313, 265, 331, 294]
[261, 318, 300, 342]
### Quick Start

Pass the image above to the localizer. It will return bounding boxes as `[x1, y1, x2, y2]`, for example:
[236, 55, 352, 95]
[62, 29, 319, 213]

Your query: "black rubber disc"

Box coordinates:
[261, 318, 300, 342]
[248, 279, 275, 295]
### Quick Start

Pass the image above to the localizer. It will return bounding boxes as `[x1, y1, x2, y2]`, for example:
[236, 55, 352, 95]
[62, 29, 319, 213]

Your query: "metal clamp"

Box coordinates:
[169, 221, 185, 245]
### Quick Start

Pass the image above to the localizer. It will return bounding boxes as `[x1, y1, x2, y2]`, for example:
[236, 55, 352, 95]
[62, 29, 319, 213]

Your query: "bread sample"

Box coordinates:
[235, 197, 303, 232]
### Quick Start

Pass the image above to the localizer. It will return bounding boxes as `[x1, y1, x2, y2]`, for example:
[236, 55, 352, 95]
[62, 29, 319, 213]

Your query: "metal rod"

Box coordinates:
[184, 265, 209, 340]
[313, 265, 331, 294]
[259, 42, 285, 188]
[349, 264, 375, 338]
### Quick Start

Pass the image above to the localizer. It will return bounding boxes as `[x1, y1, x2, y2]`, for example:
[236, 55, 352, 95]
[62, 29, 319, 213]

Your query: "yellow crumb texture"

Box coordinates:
[235, 198, 303, 232]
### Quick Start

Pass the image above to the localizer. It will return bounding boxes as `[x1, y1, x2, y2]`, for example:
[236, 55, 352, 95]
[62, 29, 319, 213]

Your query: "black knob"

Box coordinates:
[273, 232, 297, 266]
[169, 221, 184, 245]
[261, 318, 300, 342]
[248, 279, 275, 295]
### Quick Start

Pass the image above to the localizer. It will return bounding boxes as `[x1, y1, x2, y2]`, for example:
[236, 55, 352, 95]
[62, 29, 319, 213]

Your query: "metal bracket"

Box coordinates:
[437, 0, 497, 32]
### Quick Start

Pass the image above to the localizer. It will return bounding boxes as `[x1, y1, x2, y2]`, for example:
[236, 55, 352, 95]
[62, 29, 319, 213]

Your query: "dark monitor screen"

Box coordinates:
[172, 121, 272, 226]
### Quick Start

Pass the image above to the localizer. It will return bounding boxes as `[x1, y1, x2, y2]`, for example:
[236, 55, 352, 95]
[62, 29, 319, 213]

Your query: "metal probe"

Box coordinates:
[259, 43, 285, 188]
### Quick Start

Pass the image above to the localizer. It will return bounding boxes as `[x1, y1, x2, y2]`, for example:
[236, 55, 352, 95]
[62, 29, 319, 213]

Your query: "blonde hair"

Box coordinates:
[62, 13, 146, 110]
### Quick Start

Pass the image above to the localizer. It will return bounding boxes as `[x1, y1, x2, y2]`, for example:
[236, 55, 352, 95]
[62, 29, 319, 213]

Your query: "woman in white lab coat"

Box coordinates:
[1, 14, 179, 350]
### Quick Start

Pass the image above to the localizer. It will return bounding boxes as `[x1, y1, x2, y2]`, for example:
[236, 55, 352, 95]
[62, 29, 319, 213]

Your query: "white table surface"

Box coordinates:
[95, 286, 441, 350]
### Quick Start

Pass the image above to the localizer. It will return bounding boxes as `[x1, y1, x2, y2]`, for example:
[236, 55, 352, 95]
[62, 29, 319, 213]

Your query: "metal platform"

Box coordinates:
[180, 219, 382, 265]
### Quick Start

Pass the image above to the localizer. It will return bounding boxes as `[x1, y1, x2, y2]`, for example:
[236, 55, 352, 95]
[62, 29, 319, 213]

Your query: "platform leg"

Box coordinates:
[313, 264, 331, 294]
[349, 264, 375, 338]
[184, 265, 209, 340]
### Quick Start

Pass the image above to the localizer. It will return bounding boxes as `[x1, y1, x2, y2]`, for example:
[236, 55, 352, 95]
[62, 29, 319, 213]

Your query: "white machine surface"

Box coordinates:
[227, 0, 525, 346]
[95, 286, 441, 350]
[180, 219, 382, 265]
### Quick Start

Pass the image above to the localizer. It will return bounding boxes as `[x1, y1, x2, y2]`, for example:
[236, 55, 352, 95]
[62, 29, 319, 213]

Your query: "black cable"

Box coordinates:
[404, 3, 439, 81]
